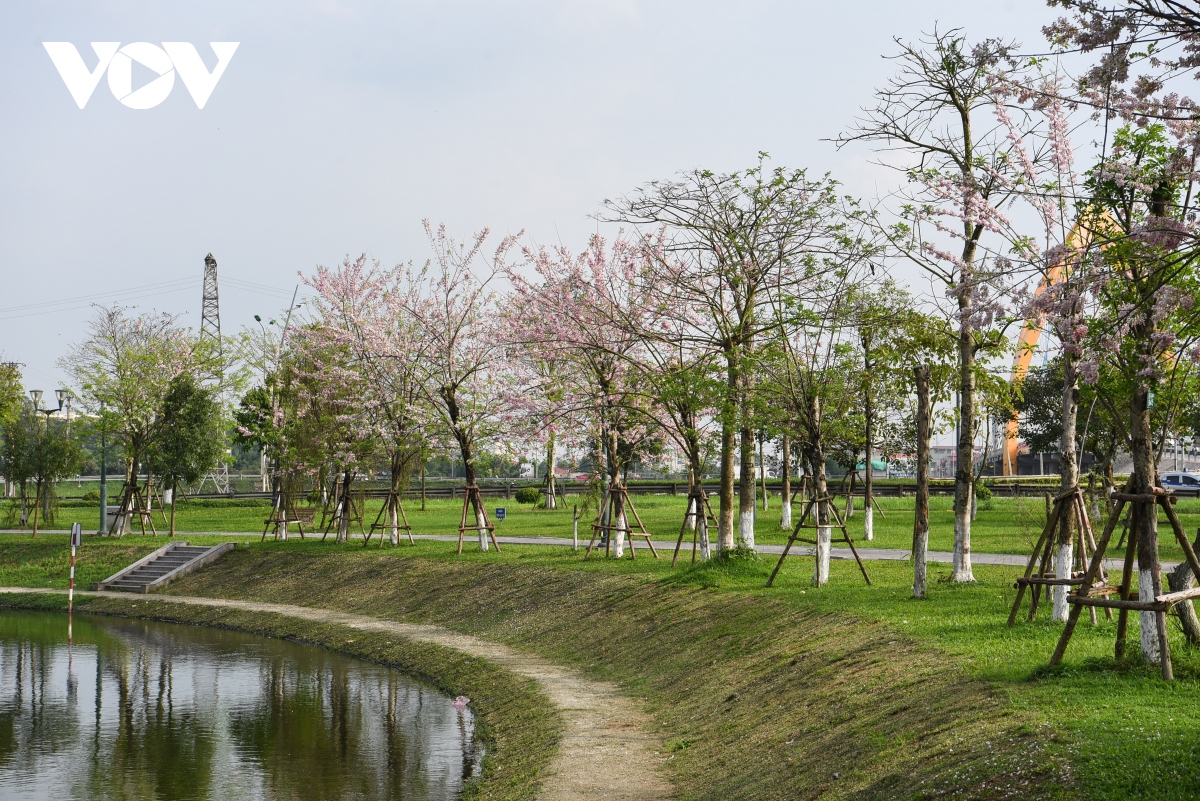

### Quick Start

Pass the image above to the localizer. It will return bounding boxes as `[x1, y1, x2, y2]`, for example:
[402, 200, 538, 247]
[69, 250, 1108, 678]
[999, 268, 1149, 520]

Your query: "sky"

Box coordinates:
[1, 0, 1062, 393]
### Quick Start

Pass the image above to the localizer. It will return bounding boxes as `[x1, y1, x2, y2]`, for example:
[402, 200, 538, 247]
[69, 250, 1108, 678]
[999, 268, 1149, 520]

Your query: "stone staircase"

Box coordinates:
[96, 541, 235, 593]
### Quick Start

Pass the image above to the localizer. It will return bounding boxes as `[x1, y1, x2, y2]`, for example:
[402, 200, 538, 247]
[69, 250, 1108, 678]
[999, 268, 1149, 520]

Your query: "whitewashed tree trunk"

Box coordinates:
[546, 436, 557, 510]
[738, 424, 756, 550]
[913, 523, 929, 598]
[1052, 543, 1073, 622]
[863, 505, 874, 542]
[813, 498, 831, 586]
[1140, 568, 1161, 664]
[952, 484, 975, 582]
[686, 496, 697, 531]
[389, 503, 400, 546]
[337, 501, 350, 543]
[612, 504, 627, 558]
[697, 500, 711, 560]
[738, 508, 755, 550]
[476, 504, 489, 551]
[780, 435, 792, 530]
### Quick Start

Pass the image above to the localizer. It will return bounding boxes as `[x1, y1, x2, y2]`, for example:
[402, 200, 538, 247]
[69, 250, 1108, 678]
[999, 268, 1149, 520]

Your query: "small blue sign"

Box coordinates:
[495, 507, 507, 520]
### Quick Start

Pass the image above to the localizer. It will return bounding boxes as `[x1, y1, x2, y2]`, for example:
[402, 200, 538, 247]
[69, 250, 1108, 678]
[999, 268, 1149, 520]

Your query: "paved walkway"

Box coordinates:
[0, 587, 672, 801]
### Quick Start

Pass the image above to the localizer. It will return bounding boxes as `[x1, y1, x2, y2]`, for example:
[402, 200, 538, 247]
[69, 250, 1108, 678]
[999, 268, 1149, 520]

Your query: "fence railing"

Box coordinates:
[179, 479, 1200, 501]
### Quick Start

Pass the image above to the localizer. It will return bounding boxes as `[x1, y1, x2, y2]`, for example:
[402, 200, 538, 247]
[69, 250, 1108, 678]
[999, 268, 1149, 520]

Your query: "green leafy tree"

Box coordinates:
[60, 306, 204, 535]
[144, 375, 227, 536]
[1, 404, 37, 526]
[28, 417, 83, 535]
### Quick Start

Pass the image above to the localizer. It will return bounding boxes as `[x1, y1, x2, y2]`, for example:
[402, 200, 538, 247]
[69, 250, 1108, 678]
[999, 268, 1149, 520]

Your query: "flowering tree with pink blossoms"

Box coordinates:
[397, 221, 519, 552]
[606, 157, 873, 553]
[506, 235, 671, 558]
[840, 30, 1041, 583]
[301, 254, 428, 544]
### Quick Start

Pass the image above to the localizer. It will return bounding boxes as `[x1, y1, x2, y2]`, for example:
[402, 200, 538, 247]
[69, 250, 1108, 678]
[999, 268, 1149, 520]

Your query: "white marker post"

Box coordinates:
[68, 523, 81, 642]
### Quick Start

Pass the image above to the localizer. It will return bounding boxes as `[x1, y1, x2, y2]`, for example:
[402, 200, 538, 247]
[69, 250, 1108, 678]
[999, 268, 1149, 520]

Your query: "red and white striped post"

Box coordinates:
[68, 522, 81, 643]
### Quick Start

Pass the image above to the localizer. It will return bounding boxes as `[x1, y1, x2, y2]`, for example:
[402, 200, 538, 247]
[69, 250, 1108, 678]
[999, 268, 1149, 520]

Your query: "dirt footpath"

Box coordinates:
[0, 587, 672, 801]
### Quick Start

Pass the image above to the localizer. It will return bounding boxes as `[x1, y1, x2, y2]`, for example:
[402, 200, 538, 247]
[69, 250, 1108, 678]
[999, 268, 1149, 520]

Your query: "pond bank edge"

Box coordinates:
[0, 590, 561, 801]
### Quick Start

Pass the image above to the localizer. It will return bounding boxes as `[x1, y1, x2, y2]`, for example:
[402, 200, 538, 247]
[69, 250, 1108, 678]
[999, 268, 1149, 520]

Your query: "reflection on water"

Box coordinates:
[0, 611, 480, 801]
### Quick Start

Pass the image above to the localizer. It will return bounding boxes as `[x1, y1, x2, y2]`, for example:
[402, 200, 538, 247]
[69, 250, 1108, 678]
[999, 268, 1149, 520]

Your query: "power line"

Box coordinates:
[0, 277, 199, 316]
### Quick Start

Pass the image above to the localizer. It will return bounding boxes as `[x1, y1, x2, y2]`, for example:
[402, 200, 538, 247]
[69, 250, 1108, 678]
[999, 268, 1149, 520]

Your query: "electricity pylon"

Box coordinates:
[197, 253, 231, 494]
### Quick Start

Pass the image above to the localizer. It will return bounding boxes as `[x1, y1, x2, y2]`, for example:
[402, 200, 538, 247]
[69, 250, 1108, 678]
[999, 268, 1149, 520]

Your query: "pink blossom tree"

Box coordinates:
[505, 235, 667, 558]
[301, 254, 429, 544]
[840, 31, 1040, 582]
[605, 157, 872, 553]
[397, 221, 519, 551]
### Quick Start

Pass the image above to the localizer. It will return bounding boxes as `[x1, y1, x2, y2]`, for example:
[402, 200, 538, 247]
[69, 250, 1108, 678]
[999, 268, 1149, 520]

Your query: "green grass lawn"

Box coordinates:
[11, 492, 1200, 564]
[4, 522, 1200, 797]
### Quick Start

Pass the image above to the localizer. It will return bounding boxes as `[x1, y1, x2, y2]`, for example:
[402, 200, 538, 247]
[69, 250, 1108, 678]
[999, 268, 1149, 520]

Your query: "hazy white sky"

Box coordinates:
[1, 0, 1059, 391]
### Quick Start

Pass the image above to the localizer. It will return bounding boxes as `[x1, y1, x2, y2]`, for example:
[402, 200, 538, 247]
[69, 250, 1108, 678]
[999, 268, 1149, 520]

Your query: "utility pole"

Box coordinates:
[98, 401, 107, 534]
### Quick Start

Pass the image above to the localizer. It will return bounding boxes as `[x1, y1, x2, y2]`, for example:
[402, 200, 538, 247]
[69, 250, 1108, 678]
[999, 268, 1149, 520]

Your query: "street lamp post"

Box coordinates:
[28, 389, 70, 533]
[29, 389, 69, 423]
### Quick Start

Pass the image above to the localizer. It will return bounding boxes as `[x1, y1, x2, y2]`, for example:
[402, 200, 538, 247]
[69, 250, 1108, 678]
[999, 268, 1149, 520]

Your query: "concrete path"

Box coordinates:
[0, 586, 672, 801]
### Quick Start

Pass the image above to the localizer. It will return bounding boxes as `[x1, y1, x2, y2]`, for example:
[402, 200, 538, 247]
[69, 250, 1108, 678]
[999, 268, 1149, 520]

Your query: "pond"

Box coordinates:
[0, 610, 481, 801]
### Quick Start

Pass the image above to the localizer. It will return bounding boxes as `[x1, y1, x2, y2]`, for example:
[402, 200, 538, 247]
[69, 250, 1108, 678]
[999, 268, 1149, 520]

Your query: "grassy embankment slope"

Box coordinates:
[5, 519, 1200, 799]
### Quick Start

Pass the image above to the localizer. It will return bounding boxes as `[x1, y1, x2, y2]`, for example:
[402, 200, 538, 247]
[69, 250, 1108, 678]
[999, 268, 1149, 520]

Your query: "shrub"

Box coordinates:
[82, 490, 101, 502]
[975, 481, 994, 511]
[514, 486, 541, 504]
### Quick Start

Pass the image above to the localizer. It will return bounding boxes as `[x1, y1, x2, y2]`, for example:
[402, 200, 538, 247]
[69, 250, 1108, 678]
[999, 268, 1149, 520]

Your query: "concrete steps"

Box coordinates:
[96, 541, 235, 593]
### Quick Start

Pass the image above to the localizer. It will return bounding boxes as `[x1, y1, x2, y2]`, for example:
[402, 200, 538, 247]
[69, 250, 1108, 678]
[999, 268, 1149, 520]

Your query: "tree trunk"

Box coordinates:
[169, 479, 177, 538]
[780, 434, 792, 530]
[864, 377, 874, 541]
[913, 366, 933, 599]
[1168, 552, 1200, 646]
[718, 355, 738, 552]
[546, 433, 557, 510]
[612, 490, 628, 558]
[1053, 355, 1080, 622]
[1131, 384, 1162, 663]
[30, 480, 41, 537]
[809, 395, 831, 585]
[953, 336, 976, 581]
[461, 443, 488, 552]
[739, 425, 756, 549]
[336, 470, 353, 544]
[688, 448, 710, 560]
[759, 433, 769, 511]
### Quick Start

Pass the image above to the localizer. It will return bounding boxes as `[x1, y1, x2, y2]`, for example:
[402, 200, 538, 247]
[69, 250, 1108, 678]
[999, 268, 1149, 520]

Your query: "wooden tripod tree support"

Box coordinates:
[1008, 486, 1112, 626]
[765, 495, 871, 587]
[262, 477, 313, 541]
[671, 490, 718, 567]
[145, 476, 169, 524]
[457, 484, 501, 554]
[109, 481, 157, 537]
[1049, 485, 1200, 681]
[366, 490, 415, 547]
[322, 477, 366, 541]
[585, 484, 658, 560]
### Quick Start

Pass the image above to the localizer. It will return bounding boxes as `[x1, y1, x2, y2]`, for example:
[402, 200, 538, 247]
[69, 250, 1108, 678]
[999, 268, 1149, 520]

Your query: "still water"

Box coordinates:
[0, 610, 481, 801]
